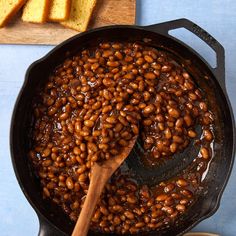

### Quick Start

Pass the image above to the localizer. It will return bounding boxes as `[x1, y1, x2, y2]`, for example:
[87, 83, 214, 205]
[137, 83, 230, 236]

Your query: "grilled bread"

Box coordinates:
[61, 0, 97, 32]
[0, 0, 26, 27]
[48, 0, 71, 22]
[22, 0, 50, 23]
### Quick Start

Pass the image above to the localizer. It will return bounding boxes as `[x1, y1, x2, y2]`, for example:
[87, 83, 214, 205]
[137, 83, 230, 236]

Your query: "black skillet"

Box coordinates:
[10, 19, 235, 236]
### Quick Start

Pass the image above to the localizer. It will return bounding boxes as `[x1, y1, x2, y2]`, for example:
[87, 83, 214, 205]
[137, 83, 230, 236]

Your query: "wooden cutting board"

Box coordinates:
[0, 0, 136, 45]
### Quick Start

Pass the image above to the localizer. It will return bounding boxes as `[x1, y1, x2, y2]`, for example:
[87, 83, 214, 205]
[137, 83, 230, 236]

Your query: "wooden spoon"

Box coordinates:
[71, 136, 137, 236]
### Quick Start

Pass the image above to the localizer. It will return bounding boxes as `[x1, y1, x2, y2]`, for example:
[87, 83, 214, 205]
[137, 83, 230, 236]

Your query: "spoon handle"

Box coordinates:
[71, 163, 111, 236]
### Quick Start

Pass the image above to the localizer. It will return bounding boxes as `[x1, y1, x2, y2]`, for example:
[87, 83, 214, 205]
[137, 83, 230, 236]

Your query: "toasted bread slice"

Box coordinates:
[22, 0, 50, 23]
[61, 0, 97, 32]
[0, 0, 26, 28]
[48, 0, 71, 22]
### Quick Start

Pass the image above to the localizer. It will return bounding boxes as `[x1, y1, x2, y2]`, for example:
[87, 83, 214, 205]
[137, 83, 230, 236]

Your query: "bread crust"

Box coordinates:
[0, 0, 26, 27]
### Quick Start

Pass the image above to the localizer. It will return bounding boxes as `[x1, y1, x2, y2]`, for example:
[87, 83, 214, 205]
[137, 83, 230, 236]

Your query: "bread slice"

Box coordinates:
[0, 0, 26, 28]
[22, 0, 50, 23]
[48, 0, 71, 22]
[61, 0, 97, 32]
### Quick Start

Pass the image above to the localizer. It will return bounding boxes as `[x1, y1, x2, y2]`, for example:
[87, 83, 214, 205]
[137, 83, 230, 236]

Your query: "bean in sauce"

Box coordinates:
[29, 41, 214, 234]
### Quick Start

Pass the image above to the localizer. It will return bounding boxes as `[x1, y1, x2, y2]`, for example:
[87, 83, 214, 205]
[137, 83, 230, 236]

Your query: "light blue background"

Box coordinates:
[0, 0, 235, 235]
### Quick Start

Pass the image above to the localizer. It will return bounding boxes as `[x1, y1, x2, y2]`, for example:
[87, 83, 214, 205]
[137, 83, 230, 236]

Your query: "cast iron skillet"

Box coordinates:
[10, 19, 235, 236]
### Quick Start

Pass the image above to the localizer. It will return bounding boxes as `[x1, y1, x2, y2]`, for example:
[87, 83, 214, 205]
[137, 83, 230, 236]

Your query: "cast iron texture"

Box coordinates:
[10, 19, 235, 236]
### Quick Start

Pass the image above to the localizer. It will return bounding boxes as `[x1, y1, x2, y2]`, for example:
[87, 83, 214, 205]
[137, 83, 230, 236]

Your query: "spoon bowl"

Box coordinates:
[127, 125, 202, 185]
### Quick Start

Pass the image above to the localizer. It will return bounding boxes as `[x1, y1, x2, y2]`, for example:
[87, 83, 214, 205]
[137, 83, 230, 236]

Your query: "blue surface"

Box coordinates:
[0, 1, 236, 235]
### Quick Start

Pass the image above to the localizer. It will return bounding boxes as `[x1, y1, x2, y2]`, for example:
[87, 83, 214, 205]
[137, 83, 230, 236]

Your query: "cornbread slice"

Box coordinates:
[61, 0, 97, 32]
[22, 0, 50, 23]
[0, 0, 26, 28]
[48, 0, 71, 22]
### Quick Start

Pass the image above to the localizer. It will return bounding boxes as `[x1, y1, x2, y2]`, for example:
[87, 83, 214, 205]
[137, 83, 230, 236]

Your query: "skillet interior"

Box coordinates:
[10, 26, 235, 236]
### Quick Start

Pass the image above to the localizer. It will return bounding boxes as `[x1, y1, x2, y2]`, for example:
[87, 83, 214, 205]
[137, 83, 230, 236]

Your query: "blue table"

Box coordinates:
[0, 1, 235, 235]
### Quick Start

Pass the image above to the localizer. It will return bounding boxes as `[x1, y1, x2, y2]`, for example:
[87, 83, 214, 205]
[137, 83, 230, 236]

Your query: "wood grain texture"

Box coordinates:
[0, 0, 136, 45]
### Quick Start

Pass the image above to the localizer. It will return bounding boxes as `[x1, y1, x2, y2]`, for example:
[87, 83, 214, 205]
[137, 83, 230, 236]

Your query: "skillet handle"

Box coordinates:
[144, 18, 226, 91]
[38, 215, 66, 236]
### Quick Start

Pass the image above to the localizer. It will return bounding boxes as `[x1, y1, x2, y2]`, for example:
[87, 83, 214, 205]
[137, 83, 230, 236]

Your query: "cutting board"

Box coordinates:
[0, 0, 136, 45]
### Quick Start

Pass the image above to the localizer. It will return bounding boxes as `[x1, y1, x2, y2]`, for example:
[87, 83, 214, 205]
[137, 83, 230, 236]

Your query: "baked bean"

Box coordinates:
[164, 128, 172, 139]
[80, 130, 89, 136]
[124, 211, 134, 220]
[170, 143, 177, 153]
[173, 135, 183, 143]
[164, 196, 174, 206]
[199, 102, 208, 111]
[107, 61, 119, 67]
[176, 204, 186, 212]
[164, 183, 175, 193]
[162, 206, 174, 214]
[91, 63, 99, 71]
[75, 121, 81, 132]
[144, 215, 150, 223]
[99, 221, 107, 228]
[136, 57, 144, 65]
[133, 207, 142, 216]
[181, 189, 193, 198]
[112, 205, 123, 212]
[203, 129, 213, 141]
[161, 65, 171, 72]
[143, 104, 155, 115]
[175, 118, 183, 128]
[30, 41, 214, 234]
[131, 124, 139, 135]
[188, 130, 197, 138]
[135, 222, 145, 228]
[144, 55, 154, 63]
[127, 196, 137, 204]
[146, 199, 154, 207]
[106, 116, 117, 124]
[43, 187, 50, 197]
[158, 123, 164, 131]
[78, 173, 87, 182]
[118, 116, 129, 126]
[143, 118, 153, 126]
[140, 186, 150, 199]
[92, 130, 101, 137]
[98, 143, 109, 150]
[66, 177, 74, 190]
[156, 194, 168, 202]
[77, 165, 86, 174]
[145, 136, 154, 144]
[92, 101, 102, 110]
[168, 108, 180, 118]
[79, 143, 86, 152]
[102, 105, 112, 113]
[184, 114, 192, 126]
[84, 120, 94, 128]
[176, 179, 188, 187]
[180, 199, 189, 205]
[102, 49, 113, 57]
[112, 216, 120, 226]
[144, 72, 156, 80]
[200, 147, 210, 159]
[41, 148, 51, 158]
[92, 209, 101, 221]
[100, 206, 109, 215]
[42, 160, 52, 167]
